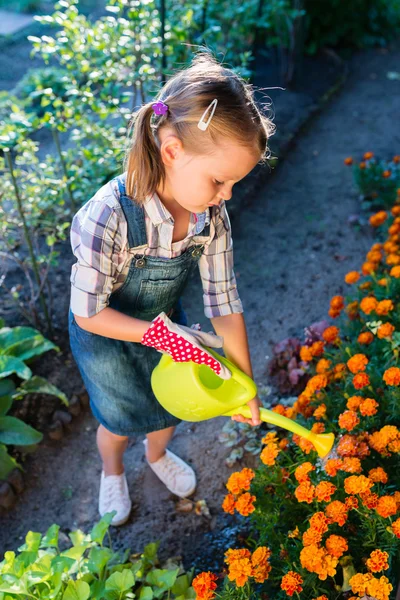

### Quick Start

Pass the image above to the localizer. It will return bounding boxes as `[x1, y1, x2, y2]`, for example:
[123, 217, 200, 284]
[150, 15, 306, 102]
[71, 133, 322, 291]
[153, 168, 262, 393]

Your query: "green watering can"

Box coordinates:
[151, 347, 334, 458]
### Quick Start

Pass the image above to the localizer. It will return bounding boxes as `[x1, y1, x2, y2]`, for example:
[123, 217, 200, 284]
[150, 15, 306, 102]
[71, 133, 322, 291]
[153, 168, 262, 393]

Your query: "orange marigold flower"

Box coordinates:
[315, 481, 337, 502]
[227, 556, 253, 587]
[364, 152, 374, 160]
[262, 432, 278, 445]
[251, 546, 272, 583]
[369, 425, 400, 454]
[226, 468, 255, 495]
[382, 170, 391, 178]
[300, 345, 313, 362]
[339, 410, 360, 432]
[366, 549, 389, 572]
[303, 527, 323, 546]
[345, 271, 360, 284]
[337, 433, 370, 459]
[359, 161, 366, 169]
[383, 367, 400, 386]
[358, 331, 374, 345]
[347, 353, 369, 374]
[225, 548, 251, 564]
[333, 363, 347, 380]
[344, 157, 353, 165]
[344, 475, 374, 495]
[376, 495, 398, 518]
[378, 278, 388, 286]
[325, 534, 348, 558]
[313, 597, 329, 600]
[369, 211, 387, 227]
[375, 300, 394, 315]
[235, 493, 256, 516]
[360, 296, 378, 314]
[386, 253, 400, 265]
[311, 341, 325, 357]
[341, 457, 362, 473]
[305, 374, 329, 397]
[347, 396, 363, 411]
[377, 323, 395, 339]
[362, 262, 376, 275]
[299, 545, 338, 580]
[392, 518, 400, 538]
[390, 265, 400, 278]
[313, 403, 327, 419]
[295, 480, 315, 503]
[260, 444, 280, 466]
[322, 325, 340, 343]
[353, 372, 370, 389]
[324, 458, 343, 477]
[359, 397, 379, 416]
[192, 572, 218, 600]
[222, 493, 236, 514]
[330, 295, 345, 310]
[359, 281, 372, 290]
[316, 359, 331, 374]
[345, 495, 359, 510]
[325, 500, 348, 526]
[281, 571, 303, 597]
[309, 511, 330, 533]
[366, 249, 383, 263]
[295, 462, 315, 483]
[393, 155, 400, 163]
[360, 491, 379, 509]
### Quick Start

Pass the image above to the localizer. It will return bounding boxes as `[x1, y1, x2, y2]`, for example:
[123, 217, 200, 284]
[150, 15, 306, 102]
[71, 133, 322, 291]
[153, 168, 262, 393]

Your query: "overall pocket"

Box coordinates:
[134, 269, 189, 315]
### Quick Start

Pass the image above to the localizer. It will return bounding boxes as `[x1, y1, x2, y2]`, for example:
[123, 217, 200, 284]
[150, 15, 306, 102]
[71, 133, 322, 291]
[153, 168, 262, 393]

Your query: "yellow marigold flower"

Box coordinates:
[227, 556, 253, 587]
[300, 345, 313, 362]
[392, 517, 400, 538]
[225, 548, 251, 564]
[281, 571, 303, 597]
[366, 549, 389, 572]
[350, 572, 369, 595]
[358, 331, 374, 345]
[390, 265, 400, 278]
[251, 546, 272, 583]
[359, 397, 379, 416]
[288, 525, 300, 538]
[369, 211, 387, 226]
[295, 480, 315, 503]
[375, 299, 394, 315]
[383, 366, 400, 386]
[347, 395, 362, 411]
[316, 359, 331, 374]
[261, 431, 278, 445]
[325, 500, 348, 526]
[345, 271, 360, 284]
[366, 575, 393, 600]
[347, 353, 369, 374]
[315, 481, 337, 502]
[322, 325, 340, 343]
[313, 403, 327, 420]
[341, 457, 362, 473]
[364, 151, 374, 160]
[376, 495, 398, 518]
[377, 322, 395, 339]
[294, 461, 315, 483]
[300, 545, 338, 580]
[192, 571, 218, 600]
[324, 458, 343, 477]
[344, 157, 353, 165]
[353, 372, 370, 389]
[226, 468, 255, 495]
[235, 492, 256, 516]
[260, 443, 280, 466]
[222, 493, 236, 514]
[360, 296, 378, 314]
[339, 410, 360, 432]
[344, 475, 374, 495]
[325, 534, 348, 558]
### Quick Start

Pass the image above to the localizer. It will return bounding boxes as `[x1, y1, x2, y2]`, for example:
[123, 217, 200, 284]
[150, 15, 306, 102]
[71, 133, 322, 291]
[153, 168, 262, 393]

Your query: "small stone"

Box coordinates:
[7, 468, 24, 494]
[48, 421, 64, 441]
[68, 395, 81, 417]
[53, 410, 72, 426]
[0, 481, 16, 509]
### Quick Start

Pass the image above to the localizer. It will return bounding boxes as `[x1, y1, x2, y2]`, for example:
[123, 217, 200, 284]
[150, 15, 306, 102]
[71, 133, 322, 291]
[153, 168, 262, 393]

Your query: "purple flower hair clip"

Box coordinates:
[152, 100, 169, 116]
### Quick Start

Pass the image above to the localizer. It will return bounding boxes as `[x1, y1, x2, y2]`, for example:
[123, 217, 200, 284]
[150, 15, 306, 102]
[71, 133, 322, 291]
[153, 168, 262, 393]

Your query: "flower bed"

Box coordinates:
[194, 157, 400, 599]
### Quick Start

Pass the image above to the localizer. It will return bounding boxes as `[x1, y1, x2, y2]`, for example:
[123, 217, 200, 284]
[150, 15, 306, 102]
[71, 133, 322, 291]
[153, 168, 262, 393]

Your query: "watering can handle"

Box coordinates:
[204, 346, 258, 397]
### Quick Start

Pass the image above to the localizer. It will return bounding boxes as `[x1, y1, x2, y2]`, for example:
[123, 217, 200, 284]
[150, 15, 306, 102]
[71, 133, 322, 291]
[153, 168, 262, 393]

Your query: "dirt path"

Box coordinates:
[1, 41, 400, 567]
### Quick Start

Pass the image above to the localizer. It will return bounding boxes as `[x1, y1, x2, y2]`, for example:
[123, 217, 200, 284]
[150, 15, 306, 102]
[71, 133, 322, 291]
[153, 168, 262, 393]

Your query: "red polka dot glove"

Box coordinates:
[141, 312, 232, 380]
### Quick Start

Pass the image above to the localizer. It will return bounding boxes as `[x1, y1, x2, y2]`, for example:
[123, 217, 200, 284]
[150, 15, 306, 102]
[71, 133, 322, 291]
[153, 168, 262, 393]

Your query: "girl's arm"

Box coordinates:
[75, 308, 150, 342]
[210, 312, 261, 426]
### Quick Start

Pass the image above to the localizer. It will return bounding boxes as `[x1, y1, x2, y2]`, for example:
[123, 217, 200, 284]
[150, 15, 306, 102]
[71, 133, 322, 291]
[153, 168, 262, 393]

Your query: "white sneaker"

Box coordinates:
[143, 439, 196, 498]
[98, 471, 132, 526]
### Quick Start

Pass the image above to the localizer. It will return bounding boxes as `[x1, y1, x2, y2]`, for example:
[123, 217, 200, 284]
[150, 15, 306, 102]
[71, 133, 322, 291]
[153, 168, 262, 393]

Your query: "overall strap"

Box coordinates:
[115, 172, 148, 248]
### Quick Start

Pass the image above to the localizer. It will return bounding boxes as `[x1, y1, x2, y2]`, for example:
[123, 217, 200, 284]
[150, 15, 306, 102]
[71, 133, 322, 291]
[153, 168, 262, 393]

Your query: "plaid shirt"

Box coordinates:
[69, 175, 243, 319]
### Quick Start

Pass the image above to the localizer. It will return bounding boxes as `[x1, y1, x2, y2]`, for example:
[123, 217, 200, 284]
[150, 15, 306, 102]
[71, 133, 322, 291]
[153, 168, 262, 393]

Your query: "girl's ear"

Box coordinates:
[159, 133, 184, 166]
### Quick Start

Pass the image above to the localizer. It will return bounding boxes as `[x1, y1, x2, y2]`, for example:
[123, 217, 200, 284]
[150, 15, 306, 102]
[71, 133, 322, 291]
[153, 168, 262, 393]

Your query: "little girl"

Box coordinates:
[68, 52, 274, 526]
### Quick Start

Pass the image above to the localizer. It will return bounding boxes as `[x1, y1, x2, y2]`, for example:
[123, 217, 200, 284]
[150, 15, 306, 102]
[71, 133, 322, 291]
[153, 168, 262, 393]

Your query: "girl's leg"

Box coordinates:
[97, 424, 129, 475]
[145, 426, 175, 462]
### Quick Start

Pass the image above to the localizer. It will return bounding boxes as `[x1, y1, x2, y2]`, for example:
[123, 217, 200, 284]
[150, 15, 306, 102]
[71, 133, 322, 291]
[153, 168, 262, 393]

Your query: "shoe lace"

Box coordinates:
[157, 454, 188, 483]
[104, 475, 128, 507]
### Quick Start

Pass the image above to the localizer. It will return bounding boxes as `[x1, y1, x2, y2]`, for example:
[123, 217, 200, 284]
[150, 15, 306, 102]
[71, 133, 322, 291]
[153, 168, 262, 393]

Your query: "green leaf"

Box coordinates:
[0, 356, 32, 380]
[89, 512, 115, 544]
[139, 586, 153, 599]
[0, 416, 43, 445]
[61, 544, 90, 561]
[0, 395, 13, 416]
[105, 569, 135, 592]
[0, 444, 20, 479]
[69, 529, 88, 547]
[0, 378, 16, 398]
[3, 334, 58, 361]
[62, 580, 90, 600]
[18, 531, 42, 552]
[87, 546, 113, 575]
[145, 568, 179, 591]
[40, 524, 60, 548]
[171, 573, 192, 596]
[16, 376, 68, 405]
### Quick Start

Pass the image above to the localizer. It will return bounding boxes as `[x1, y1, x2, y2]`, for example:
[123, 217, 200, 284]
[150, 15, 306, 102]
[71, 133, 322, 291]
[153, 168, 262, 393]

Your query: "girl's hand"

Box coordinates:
[231, 395, 262, 427]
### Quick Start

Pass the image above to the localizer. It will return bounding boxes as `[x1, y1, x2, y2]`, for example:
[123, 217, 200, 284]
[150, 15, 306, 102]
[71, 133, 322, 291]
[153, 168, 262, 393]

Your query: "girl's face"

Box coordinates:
[155, 127, 260, 214]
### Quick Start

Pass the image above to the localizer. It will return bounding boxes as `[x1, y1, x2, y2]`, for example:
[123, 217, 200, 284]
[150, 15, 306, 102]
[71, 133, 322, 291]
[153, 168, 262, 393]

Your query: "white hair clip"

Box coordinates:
[197, 98, 218, 131]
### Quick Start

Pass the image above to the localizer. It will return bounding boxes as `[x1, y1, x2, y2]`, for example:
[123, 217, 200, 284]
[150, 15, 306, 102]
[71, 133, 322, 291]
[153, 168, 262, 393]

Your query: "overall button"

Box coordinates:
[191, 247, 203, 258]
[135, 257, 146, 268]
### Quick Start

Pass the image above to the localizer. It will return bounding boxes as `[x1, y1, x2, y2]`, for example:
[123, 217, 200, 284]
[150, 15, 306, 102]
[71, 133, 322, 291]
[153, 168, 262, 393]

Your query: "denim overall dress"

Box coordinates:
[68, 173, 210, 436]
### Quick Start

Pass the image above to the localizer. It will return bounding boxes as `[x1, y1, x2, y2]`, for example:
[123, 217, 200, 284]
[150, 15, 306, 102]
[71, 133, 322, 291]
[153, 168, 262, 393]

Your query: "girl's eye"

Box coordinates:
[214, 180, 224, 186]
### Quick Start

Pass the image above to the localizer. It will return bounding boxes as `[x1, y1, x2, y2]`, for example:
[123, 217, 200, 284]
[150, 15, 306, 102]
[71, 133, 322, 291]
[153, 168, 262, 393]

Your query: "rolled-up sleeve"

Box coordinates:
[199, 202, 243, 318]
[69, 199, 123, 318]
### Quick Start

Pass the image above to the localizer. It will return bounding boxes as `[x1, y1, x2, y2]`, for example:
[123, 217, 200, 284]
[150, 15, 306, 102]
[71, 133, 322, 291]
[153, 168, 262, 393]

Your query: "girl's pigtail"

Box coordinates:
[124, 102, 166, 203]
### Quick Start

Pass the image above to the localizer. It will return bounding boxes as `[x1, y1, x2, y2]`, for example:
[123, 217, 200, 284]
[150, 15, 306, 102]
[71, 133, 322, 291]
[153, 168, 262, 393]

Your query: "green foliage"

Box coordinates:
[0, 317, 67, 478]
[0, 513, 196, 599]
[349, 153, 400, 210]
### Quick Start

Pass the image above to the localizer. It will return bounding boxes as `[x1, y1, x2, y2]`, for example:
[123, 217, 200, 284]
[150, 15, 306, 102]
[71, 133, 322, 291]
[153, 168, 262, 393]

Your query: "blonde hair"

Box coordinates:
[124, 50, 275, 203]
